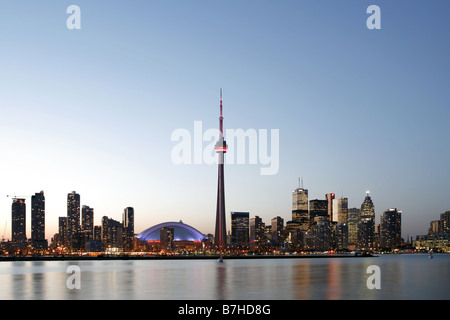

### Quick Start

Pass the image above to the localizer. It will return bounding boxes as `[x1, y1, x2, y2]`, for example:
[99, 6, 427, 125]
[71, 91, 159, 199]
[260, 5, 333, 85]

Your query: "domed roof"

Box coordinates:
[137, 221, 207, 242]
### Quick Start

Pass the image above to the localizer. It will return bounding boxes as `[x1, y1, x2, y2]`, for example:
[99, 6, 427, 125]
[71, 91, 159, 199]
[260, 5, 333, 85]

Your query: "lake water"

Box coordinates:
[0, 254, 448, 300]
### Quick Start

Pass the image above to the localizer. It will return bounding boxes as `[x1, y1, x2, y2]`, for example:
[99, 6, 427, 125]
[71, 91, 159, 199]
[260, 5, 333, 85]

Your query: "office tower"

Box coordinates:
[360, 191, 375, 221]
[11, 198, 26, 245]
[347, 208, 361, 246]
[215, 89, 228, 250]
[440, 211, 450, 234]
[313, 220, 331, 251]
[309, 199, 328, 229]
[230, 212, 249, 248]
[123, 207, 135, 252]
[67, 191, 81, 247]
[160, 227, 174, 251]
[333, 197, 348, 223]
[292, 187, 309, 231]
[58, 217, 68, 247]
[271, 216, 284, 248]
[31, 191, 47, 249]
[249, 216, 265, 251]
[357, 218, 375, 249]
[325, 193, 335, 221]
[380, 208, 402, 249]
[334, 222, 348, 250]
[81, 205, 94, 241]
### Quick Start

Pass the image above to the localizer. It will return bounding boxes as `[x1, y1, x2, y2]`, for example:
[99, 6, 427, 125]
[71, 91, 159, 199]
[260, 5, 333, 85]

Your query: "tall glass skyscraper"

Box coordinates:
[31, 191, 46, 249]
[81, 205, 94, 241]
[230, 211, 249, 248]
[292, 188, 309, 231]
[11, 198, 26, 245]
[123, 207, 135, 252]
[67, 191, 80, 247]
[360, 191, 375, 221]
[380, 208, 402, 249]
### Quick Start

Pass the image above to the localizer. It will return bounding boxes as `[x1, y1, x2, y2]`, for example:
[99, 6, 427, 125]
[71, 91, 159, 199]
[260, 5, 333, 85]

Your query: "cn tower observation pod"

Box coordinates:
[136, 221, 207, 242]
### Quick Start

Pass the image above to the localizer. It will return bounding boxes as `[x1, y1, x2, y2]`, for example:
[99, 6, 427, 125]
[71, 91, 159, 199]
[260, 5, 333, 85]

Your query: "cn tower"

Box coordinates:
[214, 88, 227, 250]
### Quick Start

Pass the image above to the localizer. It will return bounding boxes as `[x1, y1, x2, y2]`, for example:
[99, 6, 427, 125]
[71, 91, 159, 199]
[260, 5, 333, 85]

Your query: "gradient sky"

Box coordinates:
[0, 0, 449, 241]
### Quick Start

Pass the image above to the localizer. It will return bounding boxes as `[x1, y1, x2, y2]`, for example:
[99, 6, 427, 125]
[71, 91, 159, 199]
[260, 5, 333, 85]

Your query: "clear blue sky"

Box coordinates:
[0, 1, 449, 241]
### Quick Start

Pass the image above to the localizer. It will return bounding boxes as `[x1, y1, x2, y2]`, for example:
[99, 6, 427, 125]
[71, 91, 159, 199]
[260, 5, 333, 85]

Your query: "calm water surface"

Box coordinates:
[0, 254, 448, 300]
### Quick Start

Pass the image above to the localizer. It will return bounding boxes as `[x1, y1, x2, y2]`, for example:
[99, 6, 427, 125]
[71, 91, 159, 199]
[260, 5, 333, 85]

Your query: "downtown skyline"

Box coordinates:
[0, 1, 449, 242]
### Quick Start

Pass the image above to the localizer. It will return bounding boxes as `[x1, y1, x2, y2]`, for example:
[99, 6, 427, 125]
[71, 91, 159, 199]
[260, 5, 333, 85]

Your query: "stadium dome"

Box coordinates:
[137, 221, 207, 242]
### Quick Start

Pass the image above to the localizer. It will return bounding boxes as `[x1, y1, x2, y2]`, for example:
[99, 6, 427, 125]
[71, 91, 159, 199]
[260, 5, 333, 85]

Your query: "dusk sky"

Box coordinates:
[0, 1, 449, 241]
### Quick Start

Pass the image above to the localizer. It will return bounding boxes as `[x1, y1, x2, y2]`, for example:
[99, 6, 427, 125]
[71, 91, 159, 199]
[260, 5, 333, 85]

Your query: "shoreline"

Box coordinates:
[0, 253, 376, 262]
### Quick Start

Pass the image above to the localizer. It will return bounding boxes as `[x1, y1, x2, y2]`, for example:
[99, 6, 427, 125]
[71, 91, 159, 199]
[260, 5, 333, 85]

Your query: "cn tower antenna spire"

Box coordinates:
[219, 88, 223, 135]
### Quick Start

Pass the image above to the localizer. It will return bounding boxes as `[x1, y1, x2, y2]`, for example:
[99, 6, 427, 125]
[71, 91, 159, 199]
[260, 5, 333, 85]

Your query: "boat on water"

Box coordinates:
[218, 254, 224, 263]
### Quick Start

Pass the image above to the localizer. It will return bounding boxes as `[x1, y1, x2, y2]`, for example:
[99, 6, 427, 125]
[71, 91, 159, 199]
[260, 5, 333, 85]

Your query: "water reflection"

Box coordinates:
[0, 255, 448, 300]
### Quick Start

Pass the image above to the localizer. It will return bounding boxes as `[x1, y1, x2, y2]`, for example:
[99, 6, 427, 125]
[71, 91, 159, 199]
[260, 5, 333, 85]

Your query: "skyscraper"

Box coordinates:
[292, 187, 309, 231]
[81, 205, 94, 241]
[380, 208, 402, 249]
[249, 216, 265, 251]
[123, 207, 135, 252]
[214, 89, 227, 250]
[67, 191, 80, 248]
[230, 211, 249, 248]
[333, 197, 348, 224]
[11, 198, 26, 246]
[325, 193, 335, 221]
[309, 199, 328, 229]
[347, 207, 361, 246]
[361, 191, 375, 221]
[31, 191, 46, 249]
[271, 216, 284, 248]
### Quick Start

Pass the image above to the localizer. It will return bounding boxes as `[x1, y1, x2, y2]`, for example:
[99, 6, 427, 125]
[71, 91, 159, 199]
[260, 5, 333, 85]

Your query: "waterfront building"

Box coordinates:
[357, 218, 375, 250]
[380, 208, 402, 249]
[313, 220, 331, 251]
[67, 191, 81, 248]
[123, 207, 135, 252]
[230, 211, 249, 248]
[347, 208, 360, 246]
[249, 216, 265, 251]
[101, 216, 124, 251]
[334, 222, 348, 250]
[81, 205, 94, 241]
[441, 211, 450, 234]
[11, 198, 26, 247]
[58, 217, 68, 247]
[31, 191, 47, 249]
[271, 216, 284, 248]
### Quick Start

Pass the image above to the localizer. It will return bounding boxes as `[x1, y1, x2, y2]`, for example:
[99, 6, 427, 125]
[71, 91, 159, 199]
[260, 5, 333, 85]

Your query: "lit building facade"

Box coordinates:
[309, 199, 328, 229]
[81, 205, 94, 241]
[292, 188, 309, 231]
[123, 207, 135, 252]
[380, 208, 402, 249]
[67, 191, 80, 248]
[271, 216, 284, 248]
[347, 207, 361, 246]
[31, 191, 47, 249]
[11, 198, 27, 246]
[230, 211, 249, 248]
